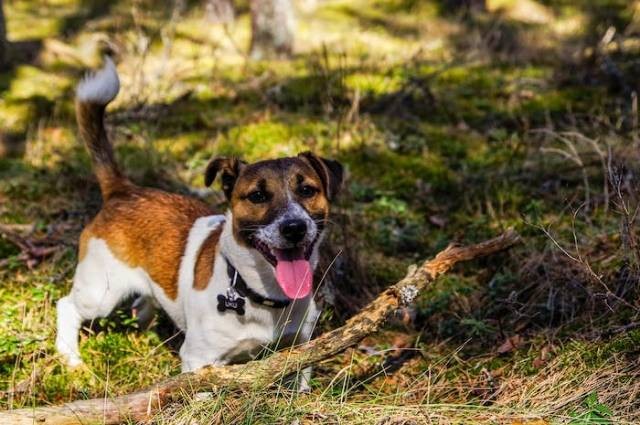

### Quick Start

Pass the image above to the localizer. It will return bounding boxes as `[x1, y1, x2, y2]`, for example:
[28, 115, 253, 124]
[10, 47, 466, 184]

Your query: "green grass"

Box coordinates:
[1, 0, 640, 422]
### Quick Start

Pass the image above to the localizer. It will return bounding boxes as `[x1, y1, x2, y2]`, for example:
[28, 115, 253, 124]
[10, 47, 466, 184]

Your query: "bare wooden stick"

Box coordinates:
[0, 224, 61, 270]
[0, 230, 520, 425]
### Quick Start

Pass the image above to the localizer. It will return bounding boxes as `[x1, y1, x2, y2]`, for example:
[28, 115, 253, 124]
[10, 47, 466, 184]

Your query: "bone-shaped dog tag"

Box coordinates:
[217, 293, 246, 315]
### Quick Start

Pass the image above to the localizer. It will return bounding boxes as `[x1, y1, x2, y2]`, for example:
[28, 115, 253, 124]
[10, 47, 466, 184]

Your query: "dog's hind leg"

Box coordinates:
[55, 294, 84, 367]
[56, 239, 145, 367]
[56, 265, 122, 367]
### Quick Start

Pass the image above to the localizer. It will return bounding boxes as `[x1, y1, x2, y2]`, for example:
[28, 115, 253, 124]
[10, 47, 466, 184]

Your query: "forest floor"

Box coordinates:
[1, 0, 640, 423]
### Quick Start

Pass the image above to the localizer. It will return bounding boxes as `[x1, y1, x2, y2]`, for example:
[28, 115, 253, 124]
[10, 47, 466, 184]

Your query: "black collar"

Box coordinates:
[225, 258, 291, 309]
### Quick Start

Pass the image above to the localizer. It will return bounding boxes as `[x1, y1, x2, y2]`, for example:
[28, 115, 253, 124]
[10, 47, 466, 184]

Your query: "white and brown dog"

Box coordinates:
[55, 59, 343, 387]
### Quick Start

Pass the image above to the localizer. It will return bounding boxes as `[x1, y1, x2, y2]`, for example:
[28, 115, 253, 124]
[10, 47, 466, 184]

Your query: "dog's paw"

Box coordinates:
[280, 371, 313, 393]
[193, 391, 214, 401]
[61, 354, 85, 369]
[297, 381, 311, 393]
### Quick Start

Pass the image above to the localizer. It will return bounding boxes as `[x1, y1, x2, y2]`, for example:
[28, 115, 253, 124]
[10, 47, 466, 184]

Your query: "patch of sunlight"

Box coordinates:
[0, 101, 34, 133]
[41, 34, 107, 69]
[344, 72, 402, 96]
[300, 0, 450, 59]
[437, 65, 504, 91]
[7, 65, 72, 102]
[627, 1, 640, 35]
[6, 0, 81, 41]
[176, 10, 213, 41]
[155, 131, 209, 159]
[23, 126, 77, 171]
[618, 37, 640, 55]
[552, 10, 589, 38]
[175, 14, 252, 67]
[370, 0, 440, 16]
[114, 59, 196, 108]
[487, 0, 554, 25]
[170, 37, 213, 61]
[113, 38, 235, 108]
[436, 64, 552, 95]
[216, 120, 328, 161]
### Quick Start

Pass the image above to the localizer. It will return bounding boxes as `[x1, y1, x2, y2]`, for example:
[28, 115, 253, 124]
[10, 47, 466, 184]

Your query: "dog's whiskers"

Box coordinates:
[313, 218, 337, 226]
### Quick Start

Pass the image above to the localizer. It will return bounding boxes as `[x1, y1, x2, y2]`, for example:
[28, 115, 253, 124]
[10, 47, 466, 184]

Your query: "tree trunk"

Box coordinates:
[0, 0, 7, 68]
[0, 230, 520, 425]
[205, 0, 234, 24]
[249, 0, 294, 60]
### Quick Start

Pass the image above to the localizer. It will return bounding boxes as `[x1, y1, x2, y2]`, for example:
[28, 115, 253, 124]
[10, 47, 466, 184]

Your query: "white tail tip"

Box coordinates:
[76, 56, 120, 105]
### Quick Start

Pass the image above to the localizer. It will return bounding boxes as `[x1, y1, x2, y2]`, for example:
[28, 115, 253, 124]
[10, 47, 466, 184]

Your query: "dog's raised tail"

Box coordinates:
[76, 57, 128, 200]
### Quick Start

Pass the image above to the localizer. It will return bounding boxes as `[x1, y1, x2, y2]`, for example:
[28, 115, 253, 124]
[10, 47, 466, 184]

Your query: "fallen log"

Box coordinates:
[0, 229, 520, 425]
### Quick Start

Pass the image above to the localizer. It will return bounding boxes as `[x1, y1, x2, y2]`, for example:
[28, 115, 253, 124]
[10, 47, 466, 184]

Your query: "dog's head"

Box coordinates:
[205, 152, 343, 299]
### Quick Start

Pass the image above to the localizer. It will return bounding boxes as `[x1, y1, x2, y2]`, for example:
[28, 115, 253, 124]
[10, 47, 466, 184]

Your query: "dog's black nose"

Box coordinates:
[280, 219, 307, 244]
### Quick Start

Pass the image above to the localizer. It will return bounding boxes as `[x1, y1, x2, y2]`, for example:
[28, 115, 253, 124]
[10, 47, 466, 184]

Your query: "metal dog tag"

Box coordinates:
[217, 287, 246, 315]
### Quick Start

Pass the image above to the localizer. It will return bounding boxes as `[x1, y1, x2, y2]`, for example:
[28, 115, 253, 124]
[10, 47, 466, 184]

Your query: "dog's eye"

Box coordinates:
[297, 185, 318, 198]
[247, 190, 270, 204]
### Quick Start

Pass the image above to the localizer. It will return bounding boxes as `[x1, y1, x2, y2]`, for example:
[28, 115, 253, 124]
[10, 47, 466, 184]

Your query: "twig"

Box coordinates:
[0, 230, 520, 425]
[0, 225, 61, 270]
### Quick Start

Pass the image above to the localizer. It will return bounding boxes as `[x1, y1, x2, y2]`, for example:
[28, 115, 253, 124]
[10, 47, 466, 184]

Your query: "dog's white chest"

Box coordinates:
[173, 214, 319, 371]
[180, 273, 317, 369]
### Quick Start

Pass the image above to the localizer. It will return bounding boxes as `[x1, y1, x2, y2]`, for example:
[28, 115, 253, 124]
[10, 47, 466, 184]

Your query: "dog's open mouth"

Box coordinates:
[251, 237, 317, 300]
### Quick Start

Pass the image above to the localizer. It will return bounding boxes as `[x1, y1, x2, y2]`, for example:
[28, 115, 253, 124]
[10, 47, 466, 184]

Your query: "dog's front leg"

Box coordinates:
[180, 330, 229, 373]
[286, 302, 320, 392]
[297, 366, 313, 393]
[180, 349, 226, 373]
[295, 325, 314, 392]
[281, 342, 313, 391]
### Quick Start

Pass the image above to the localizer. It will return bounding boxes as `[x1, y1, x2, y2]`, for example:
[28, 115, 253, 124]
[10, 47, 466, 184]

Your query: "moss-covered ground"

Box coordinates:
[2, 0, 640, 423]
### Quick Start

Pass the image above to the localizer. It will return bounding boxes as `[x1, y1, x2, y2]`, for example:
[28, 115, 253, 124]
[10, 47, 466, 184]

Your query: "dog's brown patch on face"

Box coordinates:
[79, 187, 213, 299]
[230, 165, 285, 246]
[290, 169, 329, 221]
[193, 225, 223, 291]
[229, 158, 331, 246]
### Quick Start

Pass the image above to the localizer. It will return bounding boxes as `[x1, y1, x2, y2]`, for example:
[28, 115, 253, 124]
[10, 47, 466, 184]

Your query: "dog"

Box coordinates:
[55, 58, 343, 389]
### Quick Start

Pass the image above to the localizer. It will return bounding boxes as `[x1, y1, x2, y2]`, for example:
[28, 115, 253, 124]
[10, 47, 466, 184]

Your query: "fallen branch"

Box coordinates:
[0, 229, 520, 425]
[0, 224, 61, 270]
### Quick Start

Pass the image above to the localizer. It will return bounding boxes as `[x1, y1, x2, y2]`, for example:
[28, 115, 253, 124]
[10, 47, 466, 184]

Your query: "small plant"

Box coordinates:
[569, 392, 613, 425]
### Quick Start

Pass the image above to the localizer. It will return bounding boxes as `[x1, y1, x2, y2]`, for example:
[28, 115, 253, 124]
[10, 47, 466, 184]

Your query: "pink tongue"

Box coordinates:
[275, 253, 312, 299]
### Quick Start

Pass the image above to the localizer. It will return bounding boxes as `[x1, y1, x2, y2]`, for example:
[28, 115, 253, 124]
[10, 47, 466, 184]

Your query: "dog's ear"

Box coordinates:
[204, 157, 246, 199]
[298, 151, 344, 201]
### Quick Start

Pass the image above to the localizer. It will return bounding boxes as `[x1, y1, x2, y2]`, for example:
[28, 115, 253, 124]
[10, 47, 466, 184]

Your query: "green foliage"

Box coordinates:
[565, 329, 640, 369]
[1, 0, 640, 421]
[569, 392, 614, 424]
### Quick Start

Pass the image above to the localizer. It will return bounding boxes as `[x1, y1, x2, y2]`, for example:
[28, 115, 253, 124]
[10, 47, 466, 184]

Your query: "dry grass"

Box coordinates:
[2, 0, 640, 423]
